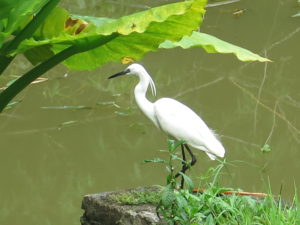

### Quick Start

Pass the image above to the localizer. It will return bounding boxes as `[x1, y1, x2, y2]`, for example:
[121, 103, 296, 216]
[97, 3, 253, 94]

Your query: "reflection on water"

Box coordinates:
[0, 0, 300, 224]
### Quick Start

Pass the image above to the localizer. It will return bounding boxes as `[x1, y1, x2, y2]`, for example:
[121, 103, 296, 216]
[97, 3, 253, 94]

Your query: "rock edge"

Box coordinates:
[81, 187, 164, 225]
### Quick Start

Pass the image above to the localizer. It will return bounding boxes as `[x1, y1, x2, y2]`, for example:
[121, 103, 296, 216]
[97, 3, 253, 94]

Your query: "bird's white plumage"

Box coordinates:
[113, 63, 225, 160]
[153, 98, 224, 160]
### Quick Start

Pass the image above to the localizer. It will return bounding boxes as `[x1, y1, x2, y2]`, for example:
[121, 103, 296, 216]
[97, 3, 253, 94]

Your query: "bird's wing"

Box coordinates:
[153, 98, 225, 158]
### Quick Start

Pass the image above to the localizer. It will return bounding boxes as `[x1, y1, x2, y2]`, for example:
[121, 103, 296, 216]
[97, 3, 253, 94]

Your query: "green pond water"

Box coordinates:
[0, 0, 299, 224]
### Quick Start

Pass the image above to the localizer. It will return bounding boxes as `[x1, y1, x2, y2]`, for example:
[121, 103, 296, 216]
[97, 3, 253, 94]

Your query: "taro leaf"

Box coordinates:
[159, 31, 270, 62]
[22, 7, 69, 65]
[34, 7, 70, 39]
[16, 0, 207, 70]
[0, 0, 49, 48]
[72, 15, 115, 27]
[23, 44, 54, 65]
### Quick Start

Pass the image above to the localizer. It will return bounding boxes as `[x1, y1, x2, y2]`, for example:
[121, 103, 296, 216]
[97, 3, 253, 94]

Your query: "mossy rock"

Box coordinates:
[81, 187, 164, 225]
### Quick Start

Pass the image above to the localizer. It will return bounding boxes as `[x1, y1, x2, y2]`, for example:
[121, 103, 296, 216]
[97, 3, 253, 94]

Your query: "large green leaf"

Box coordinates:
[159, 31, 270, 62]
[16, 0, 207, 70]
[0, 0, 49, 48]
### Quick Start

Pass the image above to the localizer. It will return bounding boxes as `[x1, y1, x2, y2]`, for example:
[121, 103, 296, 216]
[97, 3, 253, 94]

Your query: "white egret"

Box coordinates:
[108, 63, 225, 187]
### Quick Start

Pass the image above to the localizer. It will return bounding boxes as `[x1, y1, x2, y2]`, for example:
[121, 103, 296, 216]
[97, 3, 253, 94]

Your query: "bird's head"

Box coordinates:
[108, 63, 145, 79]
[108, 63, 156, 96]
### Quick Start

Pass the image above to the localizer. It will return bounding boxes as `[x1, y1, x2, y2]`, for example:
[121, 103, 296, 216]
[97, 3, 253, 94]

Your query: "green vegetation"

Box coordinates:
[0, 0, 268, 113]
[160, 31, 269, 62]
[110, 186, 300, 224]
[157, 187, 300, 225]
[110, 189, 161, 205]
[110, 185, 300, 225]
[261, 144, 272, 153]
[138, 140, 300, 224]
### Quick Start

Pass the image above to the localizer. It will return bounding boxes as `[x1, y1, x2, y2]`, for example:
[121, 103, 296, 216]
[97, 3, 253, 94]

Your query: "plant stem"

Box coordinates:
[0, 0, 60, 75]
[0, 55, 15, 74]
[0, 34, 118, 112]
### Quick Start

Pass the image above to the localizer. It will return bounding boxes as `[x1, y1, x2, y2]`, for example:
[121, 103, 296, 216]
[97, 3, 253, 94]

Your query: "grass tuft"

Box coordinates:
[109, 189, 161, 205]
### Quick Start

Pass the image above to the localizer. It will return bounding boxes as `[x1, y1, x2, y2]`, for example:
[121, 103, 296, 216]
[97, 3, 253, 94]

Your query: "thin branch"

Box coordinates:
[174, 76, 224, 99]
[221, 135, 260, 148]
[229, 77, 300, 135]
[254, 51, 268, 133]
[266, 26, 300, 52]
[277, 103, 300, 143]
[264, 102, 277, 145]
[239, 26, 300, 71]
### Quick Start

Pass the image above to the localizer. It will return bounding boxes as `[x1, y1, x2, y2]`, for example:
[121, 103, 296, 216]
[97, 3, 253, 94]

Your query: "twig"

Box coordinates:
[254, 52, 268, 132]
[239, 26, 300, 71]
[264, 102, 277, 145]
[221, 135, 260, 148]
[174, 77, 224, 99]
[277, 103, 300, 143]
[193, 188, 269, 197]
[229, 77, 300, 135]
[266, 26, 300, 52]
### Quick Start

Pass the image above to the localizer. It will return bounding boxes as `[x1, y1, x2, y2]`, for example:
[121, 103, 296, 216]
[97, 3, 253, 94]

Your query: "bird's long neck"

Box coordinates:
[134, 72, 158, 127]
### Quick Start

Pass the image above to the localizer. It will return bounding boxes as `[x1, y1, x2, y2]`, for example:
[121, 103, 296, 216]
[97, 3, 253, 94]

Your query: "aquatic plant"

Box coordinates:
[0, 0, 268, 112]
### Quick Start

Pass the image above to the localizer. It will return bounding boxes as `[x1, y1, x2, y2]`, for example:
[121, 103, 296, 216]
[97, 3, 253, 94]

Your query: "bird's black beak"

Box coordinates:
[108, 69, 130, 79]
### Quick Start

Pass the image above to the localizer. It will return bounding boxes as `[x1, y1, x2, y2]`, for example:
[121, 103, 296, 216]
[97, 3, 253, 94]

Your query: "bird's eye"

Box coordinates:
[125, 69, 130, 73]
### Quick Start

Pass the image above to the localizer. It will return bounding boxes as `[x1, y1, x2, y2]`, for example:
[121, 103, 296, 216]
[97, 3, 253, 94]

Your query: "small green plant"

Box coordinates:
[261, 144, 271, 153]
[145, 140, 300, 225]
[144, 139, 193, 189]
[145, 139, 199, 224]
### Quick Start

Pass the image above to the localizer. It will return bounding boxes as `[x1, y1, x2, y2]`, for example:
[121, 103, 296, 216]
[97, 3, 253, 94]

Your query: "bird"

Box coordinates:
[108, 63, 225, 188]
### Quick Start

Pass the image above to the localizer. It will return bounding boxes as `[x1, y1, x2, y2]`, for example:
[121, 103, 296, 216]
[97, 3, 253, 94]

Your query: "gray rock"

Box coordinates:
[81, 187, 164, 225]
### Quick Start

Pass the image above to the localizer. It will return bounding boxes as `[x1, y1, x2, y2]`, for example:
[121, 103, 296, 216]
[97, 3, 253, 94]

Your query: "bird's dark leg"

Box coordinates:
[180, 144, 186, 188]
[184, 144, 197, 167]
[174, 144, 197, 189]
[175, 145, 188, 176]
